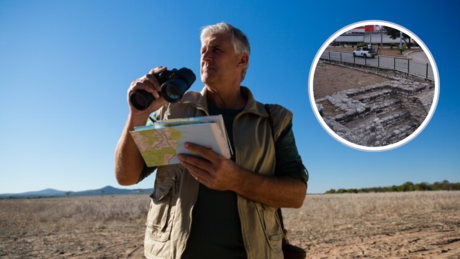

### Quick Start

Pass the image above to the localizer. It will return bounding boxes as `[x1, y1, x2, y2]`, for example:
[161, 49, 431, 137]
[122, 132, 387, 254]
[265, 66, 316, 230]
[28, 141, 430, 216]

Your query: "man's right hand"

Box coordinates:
[115, 66, 168, 186]
[127, 66, 168, 123]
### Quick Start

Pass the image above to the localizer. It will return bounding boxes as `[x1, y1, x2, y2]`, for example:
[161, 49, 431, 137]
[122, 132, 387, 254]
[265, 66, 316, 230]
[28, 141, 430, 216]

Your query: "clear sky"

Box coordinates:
[1, 0, 459, 194]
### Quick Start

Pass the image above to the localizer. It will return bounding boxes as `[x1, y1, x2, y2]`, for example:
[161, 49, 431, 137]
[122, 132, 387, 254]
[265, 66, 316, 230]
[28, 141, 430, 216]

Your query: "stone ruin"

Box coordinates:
[316, 76, 435, 147]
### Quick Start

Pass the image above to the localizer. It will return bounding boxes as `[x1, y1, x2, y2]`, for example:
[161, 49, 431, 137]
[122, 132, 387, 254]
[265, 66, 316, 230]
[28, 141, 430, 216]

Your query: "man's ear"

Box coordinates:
[237, 53, 249, 68]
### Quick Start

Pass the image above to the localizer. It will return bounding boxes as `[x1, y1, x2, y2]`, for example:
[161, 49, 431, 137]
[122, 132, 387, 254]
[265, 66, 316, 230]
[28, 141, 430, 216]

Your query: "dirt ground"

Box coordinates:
[284, 192, 460, 259]
[1, 192, 459, 259]
[312, 62, 391, 99]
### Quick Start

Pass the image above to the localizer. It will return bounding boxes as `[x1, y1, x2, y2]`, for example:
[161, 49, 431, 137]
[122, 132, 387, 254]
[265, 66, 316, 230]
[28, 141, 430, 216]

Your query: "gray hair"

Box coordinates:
[200, 22, 250, 81]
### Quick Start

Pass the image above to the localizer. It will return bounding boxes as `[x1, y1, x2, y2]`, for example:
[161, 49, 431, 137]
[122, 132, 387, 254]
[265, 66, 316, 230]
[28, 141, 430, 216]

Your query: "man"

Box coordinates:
[115, 22, 308, 259]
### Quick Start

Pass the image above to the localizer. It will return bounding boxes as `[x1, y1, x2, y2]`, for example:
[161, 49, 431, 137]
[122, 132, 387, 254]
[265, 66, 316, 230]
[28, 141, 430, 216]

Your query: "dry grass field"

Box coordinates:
[1, 191, 459, 259]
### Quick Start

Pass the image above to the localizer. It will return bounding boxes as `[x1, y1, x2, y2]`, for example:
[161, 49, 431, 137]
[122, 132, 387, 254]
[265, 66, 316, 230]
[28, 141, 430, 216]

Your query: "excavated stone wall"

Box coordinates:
[316, 75, 434, 147]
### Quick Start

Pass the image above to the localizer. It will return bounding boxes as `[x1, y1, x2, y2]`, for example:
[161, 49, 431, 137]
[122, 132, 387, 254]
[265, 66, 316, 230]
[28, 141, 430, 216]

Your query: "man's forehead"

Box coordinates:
[201, 33, 232, 47]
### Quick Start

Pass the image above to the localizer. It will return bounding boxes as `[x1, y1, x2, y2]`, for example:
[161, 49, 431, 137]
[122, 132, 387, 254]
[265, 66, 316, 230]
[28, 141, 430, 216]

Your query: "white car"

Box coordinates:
[353, 47, 376, 58]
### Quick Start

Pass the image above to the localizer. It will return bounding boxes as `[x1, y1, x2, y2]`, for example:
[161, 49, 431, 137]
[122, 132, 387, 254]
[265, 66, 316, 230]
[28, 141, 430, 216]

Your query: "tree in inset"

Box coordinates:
[383, 26, 411, 49]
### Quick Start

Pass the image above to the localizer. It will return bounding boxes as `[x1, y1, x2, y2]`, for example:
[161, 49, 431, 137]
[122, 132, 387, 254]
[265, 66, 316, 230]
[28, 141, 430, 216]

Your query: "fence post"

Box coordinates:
[394, 58, 395, 70]
[329, 52, 330, 61]
[365, 55, 367, 66]
[378, 56, 380, 68]
[354, 55, 355, 65]
[408, 59, 410, 74]
[340, 53, 342, 63]
[426, 63, 428, 79]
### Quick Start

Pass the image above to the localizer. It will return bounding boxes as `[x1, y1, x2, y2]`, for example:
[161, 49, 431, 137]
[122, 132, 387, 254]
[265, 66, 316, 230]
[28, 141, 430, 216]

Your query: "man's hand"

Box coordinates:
[127, 66, 168, 123]
[115, 66, 168, 186]
[177, 142, 307, 208]
[177, 142, 241, 191]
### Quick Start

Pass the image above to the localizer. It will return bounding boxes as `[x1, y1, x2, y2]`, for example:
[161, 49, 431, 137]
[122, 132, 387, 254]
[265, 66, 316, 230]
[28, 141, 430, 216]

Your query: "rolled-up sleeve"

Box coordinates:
[274, 121, 309, 185]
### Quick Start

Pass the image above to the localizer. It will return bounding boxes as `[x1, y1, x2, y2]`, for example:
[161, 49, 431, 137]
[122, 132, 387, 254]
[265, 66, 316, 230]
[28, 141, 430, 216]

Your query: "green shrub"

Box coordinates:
[397, 45, 406, 53]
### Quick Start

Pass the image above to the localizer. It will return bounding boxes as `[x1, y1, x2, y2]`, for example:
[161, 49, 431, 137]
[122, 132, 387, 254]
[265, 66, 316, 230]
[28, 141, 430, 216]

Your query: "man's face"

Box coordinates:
[200, 32, 243, 86]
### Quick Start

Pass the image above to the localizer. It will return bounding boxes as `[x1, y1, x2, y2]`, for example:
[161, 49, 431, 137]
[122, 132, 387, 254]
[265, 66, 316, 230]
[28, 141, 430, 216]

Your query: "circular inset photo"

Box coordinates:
[309, 20, 439, 152]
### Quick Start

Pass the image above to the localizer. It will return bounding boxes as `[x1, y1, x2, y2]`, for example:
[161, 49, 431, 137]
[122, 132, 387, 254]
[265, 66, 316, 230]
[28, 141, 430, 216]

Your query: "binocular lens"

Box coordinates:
[134, 93, 147, 107]
[163, 84, 180, 101]
[130, 90, 154, 111]
[161, 79, 189, 103]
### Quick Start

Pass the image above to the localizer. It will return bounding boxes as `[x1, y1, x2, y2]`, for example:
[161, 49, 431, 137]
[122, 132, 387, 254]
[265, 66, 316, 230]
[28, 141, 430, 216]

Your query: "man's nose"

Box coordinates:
[202, 50, 212, 62]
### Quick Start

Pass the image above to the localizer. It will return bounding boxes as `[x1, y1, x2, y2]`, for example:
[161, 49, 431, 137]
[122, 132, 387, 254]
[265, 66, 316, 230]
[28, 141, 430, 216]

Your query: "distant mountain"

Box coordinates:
[0, 186, 153, 198]
[0, 188, 67, 197]
[75, 186, 153, 197]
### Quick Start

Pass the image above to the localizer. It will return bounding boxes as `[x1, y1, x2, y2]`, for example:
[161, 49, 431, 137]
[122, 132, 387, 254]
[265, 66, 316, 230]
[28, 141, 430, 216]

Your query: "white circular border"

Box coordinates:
[309, 20, 440, 152]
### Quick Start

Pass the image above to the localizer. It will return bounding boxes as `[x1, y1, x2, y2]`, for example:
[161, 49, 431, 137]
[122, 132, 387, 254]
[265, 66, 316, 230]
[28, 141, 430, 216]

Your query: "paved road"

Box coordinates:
[409, 51, 430, 64]
[321, 51, 434, 80]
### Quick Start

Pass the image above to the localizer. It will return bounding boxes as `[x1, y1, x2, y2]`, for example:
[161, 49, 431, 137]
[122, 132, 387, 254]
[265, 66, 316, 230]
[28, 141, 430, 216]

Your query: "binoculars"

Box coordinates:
[129, 67, 196, 111]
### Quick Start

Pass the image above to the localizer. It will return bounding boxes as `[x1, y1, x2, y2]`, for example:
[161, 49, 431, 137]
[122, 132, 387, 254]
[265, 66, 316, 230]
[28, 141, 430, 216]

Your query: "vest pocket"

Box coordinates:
[146, 180, 176, 242]
[256, 203, 283, 253]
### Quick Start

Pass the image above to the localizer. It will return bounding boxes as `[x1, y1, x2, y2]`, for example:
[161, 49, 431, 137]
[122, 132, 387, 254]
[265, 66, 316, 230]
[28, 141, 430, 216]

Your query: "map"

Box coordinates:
[131, 127, 182, 166]
[130, 115, 231, 167]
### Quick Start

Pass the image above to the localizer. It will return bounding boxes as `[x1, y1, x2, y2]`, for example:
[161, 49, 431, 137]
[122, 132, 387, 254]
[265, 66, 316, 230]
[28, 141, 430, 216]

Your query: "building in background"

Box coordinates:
[334, 25, 415, 46]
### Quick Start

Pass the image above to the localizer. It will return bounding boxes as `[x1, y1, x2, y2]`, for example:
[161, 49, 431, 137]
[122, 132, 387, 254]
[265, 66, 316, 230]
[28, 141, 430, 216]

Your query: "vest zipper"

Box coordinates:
[233, 111, 254, 259]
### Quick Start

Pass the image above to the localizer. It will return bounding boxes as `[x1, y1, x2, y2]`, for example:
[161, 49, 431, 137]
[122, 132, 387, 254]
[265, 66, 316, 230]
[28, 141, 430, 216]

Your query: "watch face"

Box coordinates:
[309, 20, 439, 152]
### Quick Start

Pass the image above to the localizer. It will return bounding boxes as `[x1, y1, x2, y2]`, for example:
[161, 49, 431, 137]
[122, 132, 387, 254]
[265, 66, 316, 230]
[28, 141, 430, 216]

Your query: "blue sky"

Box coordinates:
[0, 0, 459, 194]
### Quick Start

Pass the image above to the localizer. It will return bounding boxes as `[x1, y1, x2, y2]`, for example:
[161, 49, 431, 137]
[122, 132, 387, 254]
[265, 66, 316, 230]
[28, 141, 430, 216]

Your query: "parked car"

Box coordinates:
[353, 47, 376, 58]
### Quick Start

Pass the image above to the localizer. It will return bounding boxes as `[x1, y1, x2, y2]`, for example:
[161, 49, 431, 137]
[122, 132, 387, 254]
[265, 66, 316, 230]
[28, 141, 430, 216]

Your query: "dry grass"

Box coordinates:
[284, 192, 460, 258]
[0, 196, 149, 236]
[1, 192, 459, 258]
[0, 195, 150, 259]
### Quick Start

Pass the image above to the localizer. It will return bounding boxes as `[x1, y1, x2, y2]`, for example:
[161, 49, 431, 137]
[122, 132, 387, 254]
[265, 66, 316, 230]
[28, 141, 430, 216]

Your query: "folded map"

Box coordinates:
[130, 115, 231, 167]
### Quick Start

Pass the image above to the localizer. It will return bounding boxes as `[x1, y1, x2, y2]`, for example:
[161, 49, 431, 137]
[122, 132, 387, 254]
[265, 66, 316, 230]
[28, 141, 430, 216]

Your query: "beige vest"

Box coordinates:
[144, 87, 293, 259]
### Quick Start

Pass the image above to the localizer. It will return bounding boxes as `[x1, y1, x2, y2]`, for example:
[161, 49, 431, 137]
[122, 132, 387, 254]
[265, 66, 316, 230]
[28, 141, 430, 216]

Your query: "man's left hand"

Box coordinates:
[177, 142, 241, 191]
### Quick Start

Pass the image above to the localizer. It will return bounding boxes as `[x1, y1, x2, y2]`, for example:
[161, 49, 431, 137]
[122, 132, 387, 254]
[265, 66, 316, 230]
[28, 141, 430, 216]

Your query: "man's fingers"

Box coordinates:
[145, 74, 161, 92]
[147, 66, 167, 92]
[183, 142, 220, 162]
[131, 81, 160, 99]
[181, 161, 211, 185]
[149, 66, 167, 75]
[178, 153, 213, 172]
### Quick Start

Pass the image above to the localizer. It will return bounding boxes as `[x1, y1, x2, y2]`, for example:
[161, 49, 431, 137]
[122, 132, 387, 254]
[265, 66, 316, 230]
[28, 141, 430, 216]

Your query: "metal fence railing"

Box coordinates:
[320, 51, 434, 80]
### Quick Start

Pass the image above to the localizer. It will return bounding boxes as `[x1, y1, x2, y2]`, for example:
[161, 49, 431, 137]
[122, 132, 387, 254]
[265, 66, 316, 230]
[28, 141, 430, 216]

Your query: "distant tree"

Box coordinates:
[452, 182, 460, 191]
[432, 182, 441, 191]
[138, 189, 144, 195]
[415, 182, 430, 191]
[323, 181, 460, 194]
[101, 189, 105, 197]
[383, 26, 411, 49]
[66, 191, 71, 198]
[441, 180, 450, 190]
[402, 182, 415, 192]
[325, 189, 336, 194]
